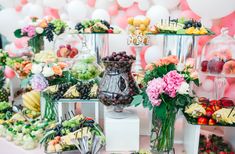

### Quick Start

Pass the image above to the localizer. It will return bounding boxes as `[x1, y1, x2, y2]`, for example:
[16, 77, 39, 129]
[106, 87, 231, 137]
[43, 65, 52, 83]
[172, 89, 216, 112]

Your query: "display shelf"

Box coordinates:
[199, 71, 235, 78]
[58, 98, 99, 103]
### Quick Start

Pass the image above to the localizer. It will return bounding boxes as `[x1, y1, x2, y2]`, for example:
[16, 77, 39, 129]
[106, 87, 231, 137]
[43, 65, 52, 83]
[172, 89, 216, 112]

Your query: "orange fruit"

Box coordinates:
[223, 60, 235, 74]
[139, 24, 146, 31]
[143, 17, 150, 26]
[133, 19, 141, 27]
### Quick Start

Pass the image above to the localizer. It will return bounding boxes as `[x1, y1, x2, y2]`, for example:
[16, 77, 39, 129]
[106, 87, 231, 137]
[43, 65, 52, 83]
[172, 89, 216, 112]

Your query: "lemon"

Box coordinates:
[143, 17, 150, 26]
[139, 24, 146, 31]
[128, 17, 134, 25]
[133, 19, 141, 27]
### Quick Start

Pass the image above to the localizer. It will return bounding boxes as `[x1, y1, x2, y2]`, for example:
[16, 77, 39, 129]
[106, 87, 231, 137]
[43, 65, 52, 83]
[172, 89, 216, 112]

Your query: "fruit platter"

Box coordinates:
[199, 28, 235, 77]
[40, 114, 105, 154]
[199, 134, 234, 154]
[75, 19, 121, 34]
[184, 97, 235, 126]
[149, 18, 214, 35]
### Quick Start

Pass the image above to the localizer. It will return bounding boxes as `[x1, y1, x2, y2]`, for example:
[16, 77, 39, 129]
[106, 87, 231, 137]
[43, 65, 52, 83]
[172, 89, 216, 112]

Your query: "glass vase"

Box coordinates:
[28, 35, 44, 54]
[151, 107, 177, 154]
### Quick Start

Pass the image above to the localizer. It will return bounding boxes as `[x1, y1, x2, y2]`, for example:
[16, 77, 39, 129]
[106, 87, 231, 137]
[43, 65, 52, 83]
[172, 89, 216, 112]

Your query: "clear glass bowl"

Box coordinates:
[199, 28, 235, 76]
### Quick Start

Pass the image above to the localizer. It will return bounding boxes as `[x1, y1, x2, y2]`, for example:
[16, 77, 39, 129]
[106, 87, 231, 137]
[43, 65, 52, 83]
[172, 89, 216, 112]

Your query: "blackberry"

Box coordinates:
[45, 23, 55, 42]
[101, 20, 110, 28]
[75, 22, 84, 32]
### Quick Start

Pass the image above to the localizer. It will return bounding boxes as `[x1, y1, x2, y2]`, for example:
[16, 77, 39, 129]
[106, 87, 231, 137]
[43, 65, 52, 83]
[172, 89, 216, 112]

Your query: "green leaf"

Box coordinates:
[131, 95, 143, 107]
[14, 29, 23, 38]
[193, 79, 200, 87]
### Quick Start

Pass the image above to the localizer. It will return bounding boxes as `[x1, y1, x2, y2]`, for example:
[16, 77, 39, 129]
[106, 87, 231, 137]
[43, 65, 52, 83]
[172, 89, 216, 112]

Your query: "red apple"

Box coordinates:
[208, 118, 216, 125]
[198, 116, 208, 125]
[208, 59, 225, 73]
[206, 110, 214, 118]
[220, 97, 234, 108]
[69, 48, 78, 58]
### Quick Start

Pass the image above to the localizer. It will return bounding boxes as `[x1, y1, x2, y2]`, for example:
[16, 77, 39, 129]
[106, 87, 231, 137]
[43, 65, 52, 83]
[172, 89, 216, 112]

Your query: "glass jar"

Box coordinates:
[199, 28, 235, 76]
[71, 41, 101, 81]
[98, 60, 139, 112]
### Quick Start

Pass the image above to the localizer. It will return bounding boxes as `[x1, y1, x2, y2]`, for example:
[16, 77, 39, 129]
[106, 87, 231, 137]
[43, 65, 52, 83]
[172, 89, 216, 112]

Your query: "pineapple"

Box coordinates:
[0, 69, 9, 102]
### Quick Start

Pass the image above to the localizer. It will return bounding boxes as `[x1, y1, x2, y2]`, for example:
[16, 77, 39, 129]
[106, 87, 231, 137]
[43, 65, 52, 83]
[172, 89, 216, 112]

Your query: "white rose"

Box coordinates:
[42, 66, 54, 77]
[31, 64, 43, 74]
[176, 63, 185, 72]
[35, 27, 44, 34]
[177, 82, 189, 95]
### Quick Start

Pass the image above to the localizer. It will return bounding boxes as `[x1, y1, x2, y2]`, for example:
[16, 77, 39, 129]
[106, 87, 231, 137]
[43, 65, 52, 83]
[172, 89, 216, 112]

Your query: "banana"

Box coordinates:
[63, 85, 80, 98]
[22, 92, 40, 112]
[43, 85, 59, 94]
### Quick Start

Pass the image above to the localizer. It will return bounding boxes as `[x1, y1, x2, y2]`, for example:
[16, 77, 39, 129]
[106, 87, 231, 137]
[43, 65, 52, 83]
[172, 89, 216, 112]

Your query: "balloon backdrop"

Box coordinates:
[67, 0, 88, 23]
[187, 0, 235, 19]
[152, 0, 180, 10]
[146, 5, 170, 25]
[92, 9, 110, 22]
[144, 45, 163, 64]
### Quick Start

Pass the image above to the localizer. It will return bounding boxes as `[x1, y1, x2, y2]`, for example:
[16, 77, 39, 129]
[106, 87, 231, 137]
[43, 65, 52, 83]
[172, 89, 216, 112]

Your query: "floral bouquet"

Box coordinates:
[14, 17, 67, 53]
[132, 56, 199, 153]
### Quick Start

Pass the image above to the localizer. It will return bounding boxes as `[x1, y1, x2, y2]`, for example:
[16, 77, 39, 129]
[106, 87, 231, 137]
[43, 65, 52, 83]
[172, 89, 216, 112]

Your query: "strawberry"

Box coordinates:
[208, 118, 216, 125]
[107, 29, 113, 33]
[198, 116, 208, 125]
[85, 117, 93, 121]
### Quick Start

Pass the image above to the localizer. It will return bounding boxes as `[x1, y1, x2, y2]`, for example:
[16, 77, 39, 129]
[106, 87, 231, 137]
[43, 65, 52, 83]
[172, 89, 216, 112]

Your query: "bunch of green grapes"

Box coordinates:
[51, 19, 67, 35]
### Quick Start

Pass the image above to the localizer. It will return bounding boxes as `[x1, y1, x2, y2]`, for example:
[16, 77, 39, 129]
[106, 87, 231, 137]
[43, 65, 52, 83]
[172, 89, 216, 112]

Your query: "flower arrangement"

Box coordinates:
[185, 97, 235, 126]
[132, 55, 199, 152]
[14, 17, 67, 53]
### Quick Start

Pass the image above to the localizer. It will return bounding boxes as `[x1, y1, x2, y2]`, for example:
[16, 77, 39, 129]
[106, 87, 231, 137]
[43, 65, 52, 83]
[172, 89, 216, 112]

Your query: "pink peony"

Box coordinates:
[146, 78, 166, 106]
[22, 25, 36, 37]
[163, 70, 184, 98]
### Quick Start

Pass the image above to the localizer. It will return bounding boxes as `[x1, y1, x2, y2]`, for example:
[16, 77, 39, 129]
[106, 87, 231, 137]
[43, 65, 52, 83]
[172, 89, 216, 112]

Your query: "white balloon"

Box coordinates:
[170, 9, 182, 19]
[0, 0, 17, 8]
[92, 9, 110, 22]
[95, 0, 112, 9]
[117, 0, 134, 8]
[138, 0, 150, 11]
[146, 5, 170, 26]
[202, 79, 214, 91]
[67, 0, 88, 23]
[152, 0, 180, 9]
[21, 3, 43, 18]
[187, 0, 235, 19]
[145, 45, 163, 64]
[60, 13, 69, 20]
[0, 8, 22, 42]
[134, 15, 146, 20]
[43, 0, 66, 9]
[201, 18, 213, 28]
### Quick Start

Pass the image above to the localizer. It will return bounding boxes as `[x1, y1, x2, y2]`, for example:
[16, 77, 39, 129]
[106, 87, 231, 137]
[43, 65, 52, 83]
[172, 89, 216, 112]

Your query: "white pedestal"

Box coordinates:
[104, 108, 140, 152]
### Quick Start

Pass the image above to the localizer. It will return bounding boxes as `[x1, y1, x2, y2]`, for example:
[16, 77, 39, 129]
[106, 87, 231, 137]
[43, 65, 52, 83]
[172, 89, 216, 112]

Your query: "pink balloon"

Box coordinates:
[220, 12, 235, 35]
[15, 5, 22, 12]
[108, 3, 119, 16]
[126, 4, 145, 17]
[225, 84, 235, 101]
[179, 0, 190, 10]
[45, 8, 60, 19]
[21, 0, 28, 5]
[180, 10, 200, 20]
[4, 66, 16, 79]
[113, 12, 128, 29]
[14, 37, 29, 49]
[87, 0, 96, 7]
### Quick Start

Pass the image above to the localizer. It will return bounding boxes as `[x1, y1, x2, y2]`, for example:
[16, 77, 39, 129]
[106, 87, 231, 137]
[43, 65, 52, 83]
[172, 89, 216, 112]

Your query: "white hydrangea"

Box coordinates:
[177, 82, 189, 95]
[42, 66, 54, 77]
[31, 64, 43, 74]
[35, 27, 44, 34]
[176, 63, 185, 72]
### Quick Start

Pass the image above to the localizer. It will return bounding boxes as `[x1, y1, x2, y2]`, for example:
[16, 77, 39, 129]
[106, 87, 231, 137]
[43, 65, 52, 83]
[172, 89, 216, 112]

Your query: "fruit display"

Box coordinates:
[184, 97, 235, 126]
[75, 19, 121, 33]
[200, 28, 235, 76]
[71, 42, 101, 81]
[0, 68, 9, 102]
[12, 60, 32, 79]
[57, 44, 78, 59]
[0, 101, 11, 113]
[99, 52, 139, 109]
[199, 134, 234, 154]
[34, 50, 58, 63]
[40, 115, 105, 153]
[127, 16, 150, 46]
[0, 116, 55, 150]
[22, 90, 41, 112]
[150, 18, 212, 35]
